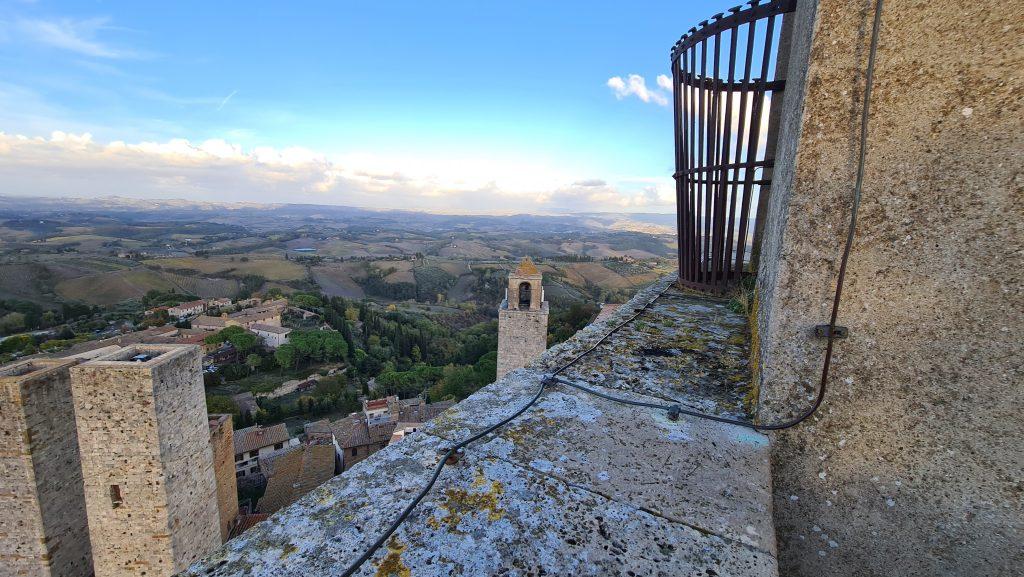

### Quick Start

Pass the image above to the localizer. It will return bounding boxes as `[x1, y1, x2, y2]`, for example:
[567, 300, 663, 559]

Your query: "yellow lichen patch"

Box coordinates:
[514, 256, 540, 276]
[726, 333, 747, 346]
[434, 470, 506, 533]
[375, 537, 411, 577]
[278, 543, 298, 560]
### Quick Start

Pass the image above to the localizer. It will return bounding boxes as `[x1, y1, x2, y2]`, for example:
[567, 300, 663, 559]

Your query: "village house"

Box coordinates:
[232, 423, 298, 479]
[168, 299, 208, 318]
[249, 323, 291, 349]
[330, 396, 454, 471]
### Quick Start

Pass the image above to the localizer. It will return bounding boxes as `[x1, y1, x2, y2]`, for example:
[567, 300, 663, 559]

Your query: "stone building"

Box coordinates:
[233, 423, 297, 479]
[208, 415, 239, 543]
[0, 359, 93, 577]
[330, 396, 454, 471]
[70, 344, 221, 576]
[496, 257, 549, 379]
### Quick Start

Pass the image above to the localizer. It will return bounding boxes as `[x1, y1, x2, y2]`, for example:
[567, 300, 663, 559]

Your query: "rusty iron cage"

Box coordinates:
[671, 0, 797, 293]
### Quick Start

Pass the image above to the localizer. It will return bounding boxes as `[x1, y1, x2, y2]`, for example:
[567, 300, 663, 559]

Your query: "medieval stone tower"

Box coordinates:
[497, 257, 549, 379]
[70, 344, 221, 577]
[0, 359, 93, 577]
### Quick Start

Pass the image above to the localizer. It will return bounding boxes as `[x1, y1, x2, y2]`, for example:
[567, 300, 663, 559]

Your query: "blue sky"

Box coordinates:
[0, 0, 738, 213]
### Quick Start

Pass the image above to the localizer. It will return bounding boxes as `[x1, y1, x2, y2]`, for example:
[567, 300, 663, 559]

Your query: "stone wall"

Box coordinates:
[496, 304, 549, 380]
[0, 359, 93, 577]
[208, 416, 239, 543]
[72, 345, 221, 576]
[755, 1, 1022, 575]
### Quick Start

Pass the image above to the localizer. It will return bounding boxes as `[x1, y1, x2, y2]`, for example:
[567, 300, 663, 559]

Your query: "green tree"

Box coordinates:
[245, 353, 262, 374]
[205, 394, 239, 415]
[274, 344, 296, 371]
[227, 331, 258, 355]
[323, 331, 348, 361]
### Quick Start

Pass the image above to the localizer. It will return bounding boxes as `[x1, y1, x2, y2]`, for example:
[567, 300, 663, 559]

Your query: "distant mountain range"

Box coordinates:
[0, 195, 677, 235]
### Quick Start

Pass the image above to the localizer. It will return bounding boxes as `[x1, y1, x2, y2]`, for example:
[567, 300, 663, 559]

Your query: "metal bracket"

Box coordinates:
[814, 325, 849, 339]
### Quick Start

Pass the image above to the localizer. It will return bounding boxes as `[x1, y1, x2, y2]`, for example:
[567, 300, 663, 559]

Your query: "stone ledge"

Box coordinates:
[183, 275, 777, 577]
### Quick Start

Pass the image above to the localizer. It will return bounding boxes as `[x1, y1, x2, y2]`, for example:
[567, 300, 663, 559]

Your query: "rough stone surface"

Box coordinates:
[209, 415, 239, 543]
[755, 1, 1023, 575]
[0, 359, 93, 577]
[72, 345, 221, 576]
[183, 277, 777, 577]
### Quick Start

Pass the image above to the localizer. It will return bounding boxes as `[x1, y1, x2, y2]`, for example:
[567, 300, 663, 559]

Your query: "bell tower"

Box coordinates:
[497, 257, 549, 379]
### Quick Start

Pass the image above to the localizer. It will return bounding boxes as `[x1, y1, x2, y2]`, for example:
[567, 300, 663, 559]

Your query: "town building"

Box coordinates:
[496, 257, 549, 379]
[330, 396, 453, 471]
[208, 415, 239, 543]
[168, 300, 208, 318]
[0, 359, 93, 577]
[232, 423, 297, 479]
[70, 344, 220, 576]
[254, 444, 336, 515]
[249, 323, 291, 349]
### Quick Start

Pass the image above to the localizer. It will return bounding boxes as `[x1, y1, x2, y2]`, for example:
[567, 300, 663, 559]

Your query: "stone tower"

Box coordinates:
[70, 344, 221, 577]
[497, 257, 549, 379]
[0, 359, 93, 577]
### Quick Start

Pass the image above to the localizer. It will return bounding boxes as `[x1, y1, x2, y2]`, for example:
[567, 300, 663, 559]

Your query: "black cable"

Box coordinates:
[338, 3, 884, 570]
[338, 281, 673, 577]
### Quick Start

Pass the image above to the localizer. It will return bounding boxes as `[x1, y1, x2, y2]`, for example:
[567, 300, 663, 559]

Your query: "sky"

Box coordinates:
[0, 0, 739, 214]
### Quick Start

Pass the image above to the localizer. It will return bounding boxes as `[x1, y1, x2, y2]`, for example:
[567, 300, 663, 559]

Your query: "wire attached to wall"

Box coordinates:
[337, 0, 885, 573]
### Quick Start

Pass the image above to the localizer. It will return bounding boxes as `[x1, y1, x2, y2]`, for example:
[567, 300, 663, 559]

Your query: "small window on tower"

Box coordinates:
[109, 485, 123, 508]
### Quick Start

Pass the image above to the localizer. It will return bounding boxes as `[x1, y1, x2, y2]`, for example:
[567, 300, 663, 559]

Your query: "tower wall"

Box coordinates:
[71, 345, 220, 576]
[208, 415, 239, 543]
[0, 359, 93, 577]
[497, 304, 549, 379]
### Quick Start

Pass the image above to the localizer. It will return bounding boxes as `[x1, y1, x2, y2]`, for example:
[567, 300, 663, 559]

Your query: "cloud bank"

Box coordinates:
[0, 132, 675, 214]
[607, 74, 672, 106]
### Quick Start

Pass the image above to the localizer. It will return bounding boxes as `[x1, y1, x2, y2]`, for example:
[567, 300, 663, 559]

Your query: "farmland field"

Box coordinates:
[56, 269, 176, 305]
[144, 256, 306, 281]
[310, 264, 366, 298]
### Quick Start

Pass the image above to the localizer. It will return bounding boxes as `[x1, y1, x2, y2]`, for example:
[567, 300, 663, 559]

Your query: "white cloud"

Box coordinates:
[656, 74, 673, 91]
[606, 74, 670, 107]
[17, 17, 141, 59]
[0, 131, 675, 215]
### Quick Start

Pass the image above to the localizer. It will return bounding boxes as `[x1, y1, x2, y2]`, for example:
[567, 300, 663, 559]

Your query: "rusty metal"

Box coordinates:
[671, 0, 796, 294]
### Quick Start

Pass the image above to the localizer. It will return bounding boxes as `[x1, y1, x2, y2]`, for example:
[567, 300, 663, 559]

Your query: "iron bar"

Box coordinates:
[671, 0, 795, 293]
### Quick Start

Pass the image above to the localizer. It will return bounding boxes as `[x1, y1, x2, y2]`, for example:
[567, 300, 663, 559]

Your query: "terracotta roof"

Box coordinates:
[256, 444, 336, 514]
[194, 315, 227, 328]
[233, 423, 290, 455]
[330, 414, 396, 449]
[514, 256, 540, 276]
[228, 514, 268, 540]
[398, 399, 454, 423]
[304, 419, 331, 436]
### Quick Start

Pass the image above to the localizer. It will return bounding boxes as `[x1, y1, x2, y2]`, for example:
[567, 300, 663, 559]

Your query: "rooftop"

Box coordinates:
[234, 423, 291, 455]
[257, 444, 337, 515]
[250, 323, 292, 335]
[183, 276, 776, 576]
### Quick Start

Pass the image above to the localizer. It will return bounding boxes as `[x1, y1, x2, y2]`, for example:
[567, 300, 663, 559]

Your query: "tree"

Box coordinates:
[275, 344, 296, 371]
[228, 331, 258, 355]
[245, 353, 262, 374]
[323, 331, 348, 361]
[205, 394, 239, 415]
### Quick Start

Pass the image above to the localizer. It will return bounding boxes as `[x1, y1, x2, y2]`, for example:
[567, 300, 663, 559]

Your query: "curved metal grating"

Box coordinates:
[671, 0, 797, 293]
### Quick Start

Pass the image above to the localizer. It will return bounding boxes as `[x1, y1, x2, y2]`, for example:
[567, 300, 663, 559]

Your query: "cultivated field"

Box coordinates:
[144, 256, 306, 281]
